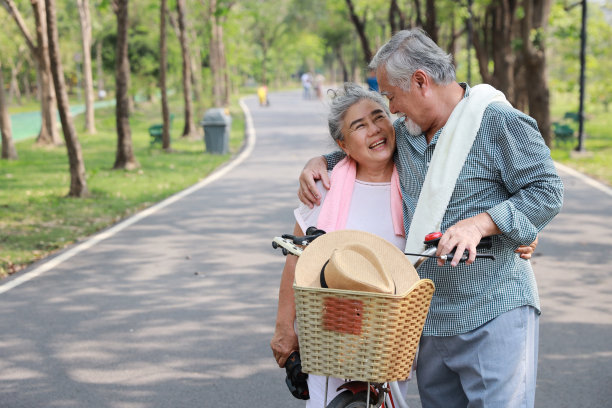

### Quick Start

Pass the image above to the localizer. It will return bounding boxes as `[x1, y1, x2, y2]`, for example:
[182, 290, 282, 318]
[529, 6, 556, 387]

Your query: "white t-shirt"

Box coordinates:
[294, 177, 406, 250]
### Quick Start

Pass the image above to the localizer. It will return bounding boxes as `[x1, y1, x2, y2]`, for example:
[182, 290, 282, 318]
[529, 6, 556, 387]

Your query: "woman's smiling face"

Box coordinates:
[338, 99, 396, 168]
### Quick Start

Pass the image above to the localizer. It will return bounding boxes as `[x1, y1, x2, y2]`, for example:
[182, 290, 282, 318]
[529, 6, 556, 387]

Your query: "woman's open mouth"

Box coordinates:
[369, 139, 387, 149]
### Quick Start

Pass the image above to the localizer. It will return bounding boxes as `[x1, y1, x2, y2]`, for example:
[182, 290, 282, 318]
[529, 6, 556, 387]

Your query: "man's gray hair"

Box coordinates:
[328, 83, 391, 142]
[369, 28, 455, 90]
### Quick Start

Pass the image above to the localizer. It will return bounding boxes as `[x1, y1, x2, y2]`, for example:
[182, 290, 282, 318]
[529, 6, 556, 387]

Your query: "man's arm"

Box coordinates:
[438, 109, 563, 266]
[297, 151, 346, 208]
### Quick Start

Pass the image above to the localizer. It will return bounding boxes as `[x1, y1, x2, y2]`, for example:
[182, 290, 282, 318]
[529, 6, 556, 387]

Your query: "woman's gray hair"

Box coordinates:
[369, 28, 455, 90]
[327, 83, 390, 142]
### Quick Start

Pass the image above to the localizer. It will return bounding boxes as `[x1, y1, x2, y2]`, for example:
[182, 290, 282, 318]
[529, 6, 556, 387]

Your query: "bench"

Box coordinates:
[149, 114, 174, 146]
[553, 122, 574, 144]
[552, 111, 580, 146]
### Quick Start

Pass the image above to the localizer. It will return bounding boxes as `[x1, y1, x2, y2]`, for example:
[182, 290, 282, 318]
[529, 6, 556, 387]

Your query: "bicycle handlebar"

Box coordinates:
[272, 228, 496, 265]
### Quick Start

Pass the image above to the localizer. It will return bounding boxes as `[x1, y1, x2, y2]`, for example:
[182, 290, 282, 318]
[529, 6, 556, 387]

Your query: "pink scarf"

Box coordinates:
[317, 157, 404, 236]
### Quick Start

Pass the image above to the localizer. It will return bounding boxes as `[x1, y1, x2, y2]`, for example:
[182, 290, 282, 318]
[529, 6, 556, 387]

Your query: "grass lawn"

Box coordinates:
[549, 95, 612, 186]
[0, 97, 245, 277]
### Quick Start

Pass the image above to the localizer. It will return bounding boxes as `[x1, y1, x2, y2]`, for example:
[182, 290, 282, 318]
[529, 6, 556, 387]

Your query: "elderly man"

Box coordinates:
[298, 29, 563, 408]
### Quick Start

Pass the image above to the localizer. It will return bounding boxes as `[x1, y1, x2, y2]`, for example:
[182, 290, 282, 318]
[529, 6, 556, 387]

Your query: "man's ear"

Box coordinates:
[412, 70, 428, 90]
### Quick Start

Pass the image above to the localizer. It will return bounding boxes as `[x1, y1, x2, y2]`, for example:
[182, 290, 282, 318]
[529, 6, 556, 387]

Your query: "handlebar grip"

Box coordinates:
[424, 232, 494, 250]
[476, 236, 493, 250]
[445, 251, 496, 262]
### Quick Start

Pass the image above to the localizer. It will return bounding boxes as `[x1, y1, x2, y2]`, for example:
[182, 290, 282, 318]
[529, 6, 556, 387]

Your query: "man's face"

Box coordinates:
[378, 68, 423, 137]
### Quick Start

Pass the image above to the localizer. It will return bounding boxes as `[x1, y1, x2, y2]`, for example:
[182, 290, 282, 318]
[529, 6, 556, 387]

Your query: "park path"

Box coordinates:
[0, 90, 610, 407]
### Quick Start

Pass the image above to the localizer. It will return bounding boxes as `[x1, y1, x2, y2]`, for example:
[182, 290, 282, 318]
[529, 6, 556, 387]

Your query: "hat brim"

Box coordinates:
[295, 230, 420, 295]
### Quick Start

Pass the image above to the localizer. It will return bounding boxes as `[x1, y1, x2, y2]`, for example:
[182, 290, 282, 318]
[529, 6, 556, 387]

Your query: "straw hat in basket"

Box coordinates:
[295, 230, 420, 295]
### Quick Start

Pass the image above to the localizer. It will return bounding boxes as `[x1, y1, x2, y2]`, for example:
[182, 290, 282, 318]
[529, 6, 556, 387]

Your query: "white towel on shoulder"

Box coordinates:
[404, 84, 511, 263]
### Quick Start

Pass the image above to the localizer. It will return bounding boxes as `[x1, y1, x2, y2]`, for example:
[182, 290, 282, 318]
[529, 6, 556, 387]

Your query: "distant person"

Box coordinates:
[366, 69, 379, 92]
[301, 72, 312, 99]
[314, 73, 325, 100]
[257, 85, 269, 106]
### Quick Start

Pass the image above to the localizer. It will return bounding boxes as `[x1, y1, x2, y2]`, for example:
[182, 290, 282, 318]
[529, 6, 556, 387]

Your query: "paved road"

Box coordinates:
[1, 90, 610, 407]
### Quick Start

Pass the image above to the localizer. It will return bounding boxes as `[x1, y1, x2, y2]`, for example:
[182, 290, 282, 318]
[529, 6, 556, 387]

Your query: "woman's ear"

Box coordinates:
[337, 139, 348, 155]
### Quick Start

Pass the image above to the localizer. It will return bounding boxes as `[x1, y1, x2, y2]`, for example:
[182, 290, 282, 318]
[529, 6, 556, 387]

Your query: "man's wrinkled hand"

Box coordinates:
[298, 156, 329, 208]
[436, 218, 484, 267]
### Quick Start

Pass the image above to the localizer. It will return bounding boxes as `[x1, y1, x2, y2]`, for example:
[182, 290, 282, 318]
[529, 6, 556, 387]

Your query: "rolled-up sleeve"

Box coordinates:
[486, 112, 564, 245]
[324, 151, 346, 171]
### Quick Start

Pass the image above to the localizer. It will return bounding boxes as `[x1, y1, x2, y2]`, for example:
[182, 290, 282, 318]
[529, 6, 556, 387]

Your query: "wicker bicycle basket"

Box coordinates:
[293, 278, 435, 383]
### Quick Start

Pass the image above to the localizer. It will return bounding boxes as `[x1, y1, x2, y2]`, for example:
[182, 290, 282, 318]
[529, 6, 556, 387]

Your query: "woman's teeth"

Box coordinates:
[370, 140, 386, 149]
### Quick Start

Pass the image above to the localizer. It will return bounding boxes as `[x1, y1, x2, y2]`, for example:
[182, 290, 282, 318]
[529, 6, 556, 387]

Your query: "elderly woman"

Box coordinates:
[271, 83, 407, 406]
[271, 83, 535, 406]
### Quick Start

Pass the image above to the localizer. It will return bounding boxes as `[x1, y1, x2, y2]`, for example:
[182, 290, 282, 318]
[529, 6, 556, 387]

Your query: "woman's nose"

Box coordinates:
[368, 121, 382, 135]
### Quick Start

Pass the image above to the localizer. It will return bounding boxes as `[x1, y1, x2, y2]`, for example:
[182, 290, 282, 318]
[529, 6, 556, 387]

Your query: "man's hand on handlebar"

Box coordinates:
[437, 214, 539, 266]
[437, 213, 501, 267]
[298, 156, 329, 208]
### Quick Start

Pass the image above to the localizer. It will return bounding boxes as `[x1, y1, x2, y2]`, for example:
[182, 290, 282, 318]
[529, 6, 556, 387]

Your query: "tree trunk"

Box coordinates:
[219, 25, 230, 106]
[209, 0, 222, 106]
[521, 0, 552, 146]
[471, 1, 516, 101]
[261, 43, 268, 85]
[96, 40, 105, 97]
[77, 0, 96, 134]
[113, 0, 139, 170]
[0, 60, 18, 160]
[336, 48, 349, 83]
[8, 58, 23, 105]
[389, 0, 406, 33]
[189, 38, 202, 110]
[31, 0, 61, 145]
[412, 0, 423, 27]
[491, 0, 516, 103]
[176, 0, 196, 138]
[424, 0, 438, 43]
[208, 0, 230, 107]
[345, 0, 373, 64]
[1, 0, 60, 145]
[45, 0, 88, 197]
[160, 0, 171, 150]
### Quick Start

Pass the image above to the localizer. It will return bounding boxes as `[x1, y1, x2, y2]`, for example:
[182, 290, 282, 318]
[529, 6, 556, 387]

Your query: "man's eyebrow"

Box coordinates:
[380, 91, 391, 97]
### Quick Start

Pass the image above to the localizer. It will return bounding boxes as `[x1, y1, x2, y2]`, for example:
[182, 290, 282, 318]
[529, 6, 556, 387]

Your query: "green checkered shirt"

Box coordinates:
[325, 83, 564, 336]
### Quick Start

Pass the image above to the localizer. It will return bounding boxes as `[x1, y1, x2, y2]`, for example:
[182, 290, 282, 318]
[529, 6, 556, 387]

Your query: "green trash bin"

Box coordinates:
[201, 108, 231, 154]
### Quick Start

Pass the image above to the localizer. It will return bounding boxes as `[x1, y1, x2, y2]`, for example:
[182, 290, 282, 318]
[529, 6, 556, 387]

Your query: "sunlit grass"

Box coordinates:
[550, 94, 612, 186]
[0, 97, 245, 276]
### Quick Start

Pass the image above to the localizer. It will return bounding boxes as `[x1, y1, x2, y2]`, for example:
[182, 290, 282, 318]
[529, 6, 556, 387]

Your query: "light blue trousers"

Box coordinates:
[417, 306, 539, 408]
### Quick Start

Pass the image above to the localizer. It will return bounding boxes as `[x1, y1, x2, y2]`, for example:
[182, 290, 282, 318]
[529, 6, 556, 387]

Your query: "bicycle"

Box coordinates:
[273, 228, 494, 408]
